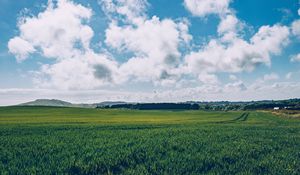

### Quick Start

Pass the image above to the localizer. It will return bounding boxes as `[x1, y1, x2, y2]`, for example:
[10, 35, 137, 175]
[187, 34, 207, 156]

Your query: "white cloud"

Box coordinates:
[101, 0, 148, 24]
[184, 0, 290, 83]
[184, 0, 231, 17]
[286, 72, 292, 79]
[198, 73, 219, 84]
[251, 25, 290, 55]
[5, 0, 297, 101]
[263, 73, 279, 81]
[250, 73, 282, 91]
[8, 0, 122, 90]
[185, 24, 290, 76]
[105, 16, 184, 60]
[217, 13, 246, 43]
[33, 52, 120, 90]
[288, 8, 300, 65]
[8, 37, 35, 62]
[3, 80, 300, 106]
[290, 53, 300, 62]
[217, 14, 239, 34]
[184, 0, 241, 42]
[229, 74, 237, 81]
[8, 0, 93, 61]
[224, 80, 247, 91]
[104, 2, 192, 85]
[8, 0, 193, 89]
[291, 19, 300, 38]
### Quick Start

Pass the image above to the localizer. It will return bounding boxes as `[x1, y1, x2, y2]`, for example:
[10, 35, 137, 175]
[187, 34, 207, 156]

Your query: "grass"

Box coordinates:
[0, 106, 299, 174]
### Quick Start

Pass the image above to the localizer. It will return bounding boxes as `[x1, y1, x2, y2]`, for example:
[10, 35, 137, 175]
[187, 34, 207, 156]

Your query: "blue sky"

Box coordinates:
[0, 0, 300, 105]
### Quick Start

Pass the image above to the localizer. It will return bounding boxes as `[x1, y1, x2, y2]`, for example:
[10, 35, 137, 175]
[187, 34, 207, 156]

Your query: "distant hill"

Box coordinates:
[20, 99, 73, 107]
[19, 99, 123, 108]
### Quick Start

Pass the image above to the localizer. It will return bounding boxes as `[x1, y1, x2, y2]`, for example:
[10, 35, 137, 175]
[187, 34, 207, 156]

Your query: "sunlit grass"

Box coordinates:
[0, 106, 299, 174]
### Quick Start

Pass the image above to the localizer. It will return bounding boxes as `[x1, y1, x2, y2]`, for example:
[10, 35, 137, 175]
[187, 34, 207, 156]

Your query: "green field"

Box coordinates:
[0, 106, 299, 174]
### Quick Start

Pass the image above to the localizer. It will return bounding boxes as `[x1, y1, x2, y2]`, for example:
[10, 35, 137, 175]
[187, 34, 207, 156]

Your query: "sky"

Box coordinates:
[0, 0, 300, 105]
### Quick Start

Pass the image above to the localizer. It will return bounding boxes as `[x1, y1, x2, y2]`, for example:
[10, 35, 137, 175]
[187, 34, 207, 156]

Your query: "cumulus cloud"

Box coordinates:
[184, 0, 231, 17]
[250, 73, 282, 91]
[184, 24, 290, 77]
[184, 0, 242, 42]
[183, 0, 289, 82]
[217, 14, 239, 34]
[8, 37, 35, 62]
[9, 0, 193, 89]
[33, 52, 120, 90]
[288, 8, 300, 65]
[6, 0, 297, 100]
[197, 73, 219, 84]
[8, 0, 120, 90]
[286, 72, 292, 79]
[263, 73, 279, 81]
[104, 1, 192, 85]
[224, 80, 247, 91]
[229, 74, 237, 81]
[291, 20, 300, 38]
[105, 16, 185, 59]
[8, 0, 93, 60]
[101, 0, 148, 24]
[290, 53, 300, 62]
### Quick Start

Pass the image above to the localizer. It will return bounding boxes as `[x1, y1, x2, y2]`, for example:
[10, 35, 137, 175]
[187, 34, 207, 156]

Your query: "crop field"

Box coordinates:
[0, 106, 299, 174]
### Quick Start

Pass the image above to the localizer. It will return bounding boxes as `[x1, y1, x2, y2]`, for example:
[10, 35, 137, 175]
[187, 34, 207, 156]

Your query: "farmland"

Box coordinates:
[0, 106, 299, 174]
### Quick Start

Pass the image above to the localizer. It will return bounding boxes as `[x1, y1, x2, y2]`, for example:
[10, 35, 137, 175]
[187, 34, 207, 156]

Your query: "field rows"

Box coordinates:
[0, 106, 299, 174]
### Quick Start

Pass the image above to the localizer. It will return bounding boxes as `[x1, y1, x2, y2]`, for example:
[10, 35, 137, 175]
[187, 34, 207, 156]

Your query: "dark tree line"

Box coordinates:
[198, 99, 300, 111]
[97, 103, 200, 110]
[96, 99, 300, 111]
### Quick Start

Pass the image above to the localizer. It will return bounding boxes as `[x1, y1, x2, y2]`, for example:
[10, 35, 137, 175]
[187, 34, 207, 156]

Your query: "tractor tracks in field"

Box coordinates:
[216, 112, 249, 124]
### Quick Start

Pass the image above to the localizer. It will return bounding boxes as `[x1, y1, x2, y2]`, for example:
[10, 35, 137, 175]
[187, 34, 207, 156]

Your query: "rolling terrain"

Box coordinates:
[0, 106, 299, 174]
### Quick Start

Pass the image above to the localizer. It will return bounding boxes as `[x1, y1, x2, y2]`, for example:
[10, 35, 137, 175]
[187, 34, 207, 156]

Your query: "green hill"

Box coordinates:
[20, 99, 73, 107]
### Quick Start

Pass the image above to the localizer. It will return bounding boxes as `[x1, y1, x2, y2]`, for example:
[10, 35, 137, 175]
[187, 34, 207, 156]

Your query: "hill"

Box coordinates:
[20, 99, 74, 107]
[19, 99, 123, 108]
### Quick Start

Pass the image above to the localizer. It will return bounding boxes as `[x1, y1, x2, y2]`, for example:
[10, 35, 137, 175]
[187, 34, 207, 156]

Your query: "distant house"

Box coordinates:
[273, 107, 280, 110]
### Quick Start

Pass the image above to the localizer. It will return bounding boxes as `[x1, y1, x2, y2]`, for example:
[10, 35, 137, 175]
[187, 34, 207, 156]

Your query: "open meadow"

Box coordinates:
[0, 106, 299, 174]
